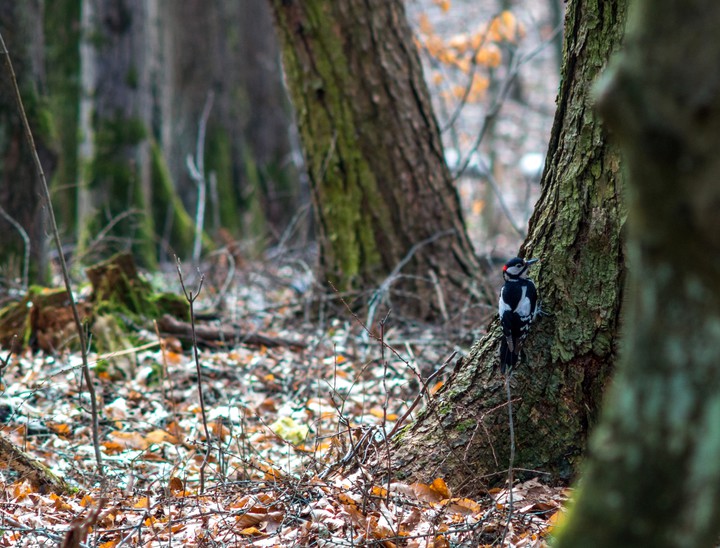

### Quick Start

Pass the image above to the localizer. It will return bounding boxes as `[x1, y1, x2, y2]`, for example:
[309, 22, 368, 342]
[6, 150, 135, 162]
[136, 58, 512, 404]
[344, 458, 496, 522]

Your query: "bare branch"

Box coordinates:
[186, 91, 215, 264]
[0, 30, 103, 478]
[175, 257, 211, 492]
[0, 204, 30, 291]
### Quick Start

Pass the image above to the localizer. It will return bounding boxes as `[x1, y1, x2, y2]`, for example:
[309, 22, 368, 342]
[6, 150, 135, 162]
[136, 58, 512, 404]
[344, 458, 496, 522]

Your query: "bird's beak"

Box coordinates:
[525, 258, 539, 266]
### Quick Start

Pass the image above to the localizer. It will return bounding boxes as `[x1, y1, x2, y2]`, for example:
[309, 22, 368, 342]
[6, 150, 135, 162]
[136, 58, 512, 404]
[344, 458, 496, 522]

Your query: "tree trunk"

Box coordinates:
[0, 0, 54, 286]
[269, 0, 479, 319]
[391, 0, 627, 494]
[555, 1, 720, 546]
[44, 0, 81, 237]
[77, 0, 157, 267]
[158, 0, 296, 247]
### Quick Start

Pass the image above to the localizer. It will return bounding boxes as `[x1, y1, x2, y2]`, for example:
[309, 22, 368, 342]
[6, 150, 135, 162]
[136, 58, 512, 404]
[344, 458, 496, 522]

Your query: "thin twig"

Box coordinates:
[365, 228, 456, 332]
[477, 158, 526, 238]
[379, 314, 394, 505]
[452, 23, 563, 181]
[0, 30, 104, 477]
[387, 351, 456, 439]
[77, 208, 141, 262]
[500, 372, 516, 545]
[175, 258, 210, 492]
[186, 91, 214, 264]
[0, 204, 30, 291]
[440, 11, 499, 132]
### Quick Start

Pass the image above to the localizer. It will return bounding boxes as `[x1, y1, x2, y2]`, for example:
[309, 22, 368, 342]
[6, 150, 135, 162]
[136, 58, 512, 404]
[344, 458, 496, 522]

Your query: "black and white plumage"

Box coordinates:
[498, 257, 539, 373]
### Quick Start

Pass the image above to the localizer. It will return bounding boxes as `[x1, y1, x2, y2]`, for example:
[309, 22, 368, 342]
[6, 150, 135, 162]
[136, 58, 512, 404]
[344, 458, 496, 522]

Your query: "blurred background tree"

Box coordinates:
[0, 0, 561, 296]
[0, 0, 54, 287]
[1, 0, 299, 287]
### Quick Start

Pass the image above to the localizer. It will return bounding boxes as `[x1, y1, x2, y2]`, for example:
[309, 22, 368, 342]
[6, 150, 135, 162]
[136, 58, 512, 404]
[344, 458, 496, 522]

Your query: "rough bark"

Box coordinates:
[555, 1, 720, 546]
[0, 0, 54, 285]
[269, 0, 479, 319]
[392, 0, 627, 494]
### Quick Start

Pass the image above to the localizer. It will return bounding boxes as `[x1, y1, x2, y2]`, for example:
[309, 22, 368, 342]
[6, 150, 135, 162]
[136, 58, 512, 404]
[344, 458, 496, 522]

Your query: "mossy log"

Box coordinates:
[0, 252, 188, 354]
[0, 433, 74, 495]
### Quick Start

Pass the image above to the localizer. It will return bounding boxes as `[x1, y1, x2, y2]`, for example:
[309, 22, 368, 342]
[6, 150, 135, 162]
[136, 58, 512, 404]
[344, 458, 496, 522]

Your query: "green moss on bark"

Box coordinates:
[82, 115, 156, 267]
[149, 141, 197, 258]
[44, 0, 81, 234]
[205, 127, 239, 233]
[271, 0, 409, 288]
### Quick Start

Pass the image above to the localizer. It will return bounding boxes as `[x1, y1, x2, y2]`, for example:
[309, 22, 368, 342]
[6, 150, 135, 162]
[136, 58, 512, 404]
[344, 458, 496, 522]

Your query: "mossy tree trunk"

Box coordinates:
[77, 0, 157, 267]
[269, 0, 479, 318]
[555, 1, 720, 546]
[44, 0, 81, 236]
[0, 0, 55, 286]
[159, 0, 296, 248]
[391, 0, 627, 494]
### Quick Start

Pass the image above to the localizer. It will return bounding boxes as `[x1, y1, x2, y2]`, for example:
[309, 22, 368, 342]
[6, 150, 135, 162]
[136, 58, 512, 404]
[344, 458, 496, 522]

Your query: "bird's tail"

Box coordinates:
[499, 338, 519, 374]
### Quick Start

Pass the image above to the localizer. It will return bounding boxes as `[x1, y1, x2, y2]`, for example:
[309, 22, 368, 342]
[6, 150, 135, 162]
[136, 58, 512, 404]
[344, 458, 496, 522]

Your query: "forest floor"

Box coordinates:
[0, 256, 568, 547]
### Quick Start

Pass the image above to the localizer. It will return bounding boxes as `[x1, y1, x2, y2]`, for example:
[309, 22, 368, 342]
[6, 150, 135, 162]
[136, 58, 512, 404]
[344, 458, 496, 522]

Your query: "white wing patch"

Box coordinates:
[516, 285, 532, 319]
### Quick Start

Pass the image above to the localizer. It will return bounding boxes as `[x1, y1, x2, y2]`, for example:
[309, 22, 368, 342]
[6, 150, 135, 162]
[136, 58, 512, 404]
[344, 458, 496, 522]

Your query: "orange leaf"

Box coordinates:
[12, 481, 34, 500]
[369, 407, 386, 419]
[475, 44, 502, 68]
[546, 510, 565, 533]
[134, 497, 150, 509]
[410, 482, 443, 503]
[240, 527, 263, 536]
[424, 35, 444, 58]
[258, 463, 284, 481]
[430, 478, 451, 499]
[454, 57, 472, 74]
[108, 431, 148, 450]
[165, 421, 185, 439]
[447, 33, 469, 53]
[101, 441, 125, 455]
[145, 429, 178, 445]
[467, 74, 490, 102]
[49, 493, 73, 511]
[166, 351, 183, 364]
[472, 199, 485, 215]
[451, 85, 466, 99]
[211, 421, 231, 438]
[418, 13, 434, 35]
[442, 497, 481, 515]
[80, 494, 95, 507]
[470, 31, 486, 50]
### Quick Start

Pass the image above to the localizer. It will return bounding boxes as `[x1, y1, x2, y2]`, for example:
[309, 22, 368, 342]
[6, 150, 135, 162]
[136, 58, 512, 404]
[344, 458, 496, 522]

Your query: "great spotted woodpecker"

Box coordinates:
[498, 257, 539, 373]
